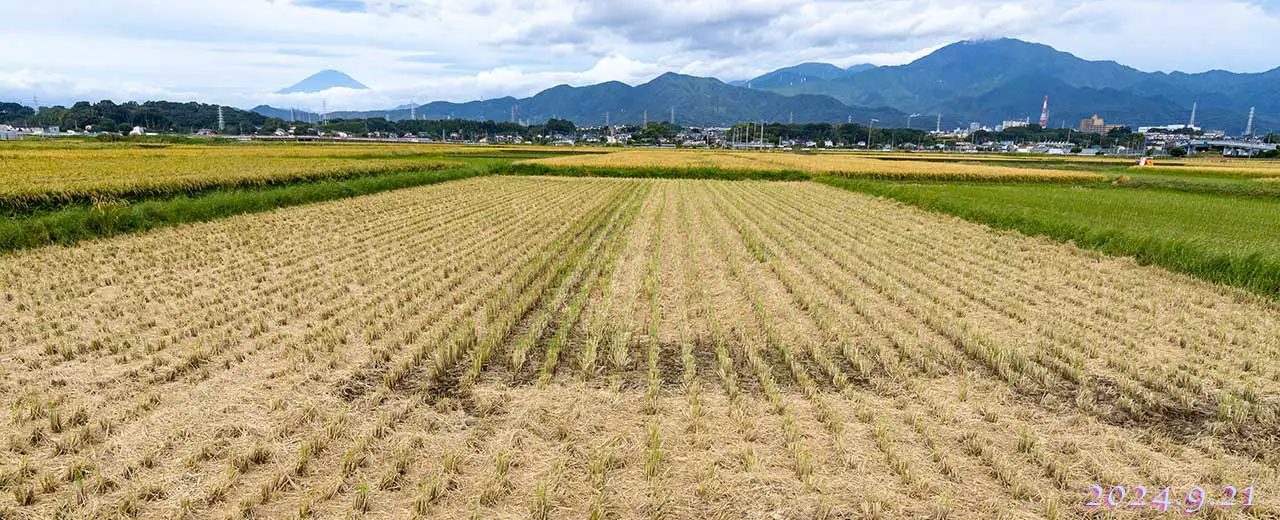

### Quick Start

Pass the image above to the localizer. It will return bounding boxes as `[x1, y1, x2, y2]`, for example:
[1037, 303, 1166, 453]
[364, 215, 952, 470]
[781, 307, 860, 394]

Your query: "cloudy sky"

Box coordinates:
[3, 0, 1279, 111]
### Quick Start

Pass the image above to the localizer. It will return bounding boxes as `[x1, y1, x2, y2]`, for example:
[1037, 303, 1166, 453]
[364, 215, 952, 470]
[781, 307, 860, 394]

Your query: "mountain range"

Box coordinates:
[750, 39, 1279, 133]
[256, 39, 1280, 133]
[257, 72, 903, 127]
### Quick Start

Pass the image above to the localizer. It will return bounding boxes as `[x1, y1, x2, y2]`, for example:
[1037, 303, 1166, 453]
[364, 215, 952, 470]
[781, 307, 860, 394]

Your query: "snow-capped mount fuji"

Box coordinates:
[275, 70, 370, 94]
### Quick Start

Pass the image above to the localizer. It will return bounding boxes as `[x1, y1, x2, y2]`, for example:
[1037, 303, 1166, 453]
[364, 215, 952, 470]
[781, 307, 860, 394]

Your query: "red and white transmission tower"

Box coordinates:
[1039, 96, 1049, 128]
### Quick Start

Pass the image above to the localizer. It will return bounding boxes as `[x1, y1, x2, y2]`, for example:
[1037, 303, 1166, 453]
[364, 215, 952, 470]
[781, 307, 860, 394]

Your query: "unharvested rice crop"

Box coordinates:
[1, 177, 1277, 518]
[1139, 157, 1280, 177]
[0, 145, 456, 209]
[523, 149, 1106, 181]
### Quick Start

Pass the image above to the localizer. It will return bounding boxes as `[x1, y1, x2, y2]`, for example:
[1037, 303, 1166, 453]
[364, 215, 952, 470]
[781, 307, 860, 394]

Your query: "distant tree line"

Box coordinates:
[269, 117, 578, 141]
[6, 99, 1268, 154]
[971, 125, 1147, 150]
[0, 100, 265, 133]
[722, 122, 936, 147]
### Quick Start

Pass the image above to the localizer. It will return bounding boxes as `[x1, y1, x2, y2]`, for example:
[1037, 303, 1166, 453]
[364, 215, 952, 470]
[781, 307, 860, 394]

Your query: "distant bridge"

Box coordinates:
[1185, 140, 1277, 152]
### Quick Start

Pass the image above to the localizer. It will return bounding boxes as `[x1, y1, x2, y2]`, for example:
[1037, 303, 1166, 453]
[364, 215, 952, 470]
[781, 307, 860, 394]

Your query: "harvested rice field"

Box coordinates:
[521, 149, 1106, 181]
[2, 176, 1278, 519]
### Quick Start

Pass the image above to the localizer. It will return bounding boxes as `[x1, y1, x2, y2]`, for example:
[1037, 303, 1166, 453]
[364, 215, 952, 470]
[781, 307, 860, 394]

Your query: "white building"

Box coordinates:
[999, 119, 1030, 131]
[1139, 124, 1200, 134]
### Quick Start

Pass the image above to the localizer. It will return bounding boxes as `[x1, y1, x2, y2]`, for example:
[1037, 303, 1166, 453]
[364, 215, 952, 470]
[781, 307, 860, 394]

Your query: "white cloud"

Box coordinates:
[2, 0, 1278, 110]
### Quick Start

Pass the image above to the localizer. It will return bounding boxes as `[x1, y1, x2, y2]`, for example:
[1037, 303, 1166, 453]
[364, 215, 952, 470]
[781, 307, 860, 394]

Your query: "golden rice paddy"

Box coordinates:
[0, 144, 457, 206]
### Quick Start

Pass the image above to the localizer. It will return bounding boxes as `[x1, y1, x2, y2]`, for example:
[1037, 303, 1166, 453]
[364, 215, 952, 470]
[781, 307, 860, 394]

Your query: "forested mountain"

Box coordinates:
[256, 72, 905, 127]
[735, 62, 876, 89]
[760, 38, 1279, 132]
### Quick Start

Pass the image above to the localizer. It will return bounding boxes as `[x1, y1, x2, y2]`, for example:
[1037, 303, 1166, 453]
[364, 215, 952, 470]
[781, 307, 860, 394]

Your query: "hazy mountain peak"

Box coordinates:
[742, 62, 861, 89]
[276, 70, 370, 94]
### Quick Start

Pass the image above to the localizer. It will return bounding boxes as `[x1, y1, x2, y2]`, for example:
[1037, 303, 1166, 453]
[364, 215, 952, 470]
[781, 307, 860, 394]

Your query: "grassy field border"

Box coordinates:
[816, 176, 1280, 299]
[0, 163, 493, 254]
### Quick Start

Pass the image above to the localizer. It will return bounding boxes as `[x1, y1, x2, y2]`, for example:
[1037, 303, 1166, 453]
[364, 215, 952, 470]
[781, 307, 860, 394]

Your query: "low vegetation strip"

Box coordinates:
[0, 163, 490, 254]
[502, 161, 810, 180]
[0, 145, 459, 213]
[521, 148, 1106, 182]
[2, 177, 1276, 518]
[818, 176, 1280, 299]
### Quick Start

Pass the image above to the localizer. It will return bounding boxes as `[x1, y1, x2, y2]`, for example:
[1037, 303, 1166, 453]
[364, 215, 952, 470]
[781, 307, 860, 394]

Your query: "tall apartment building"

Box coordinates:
[1080, 114, 1126, 134]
